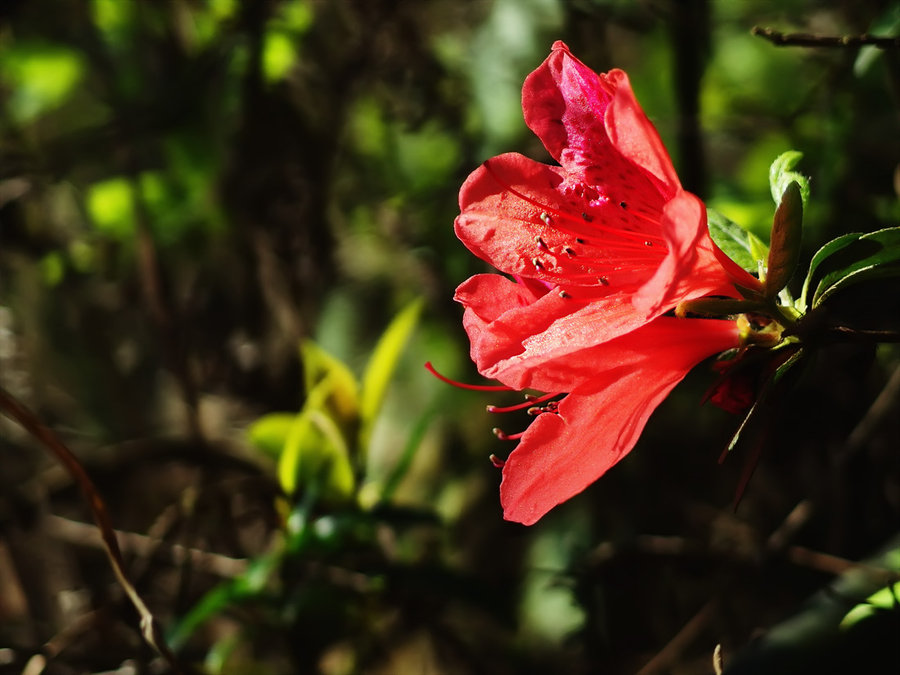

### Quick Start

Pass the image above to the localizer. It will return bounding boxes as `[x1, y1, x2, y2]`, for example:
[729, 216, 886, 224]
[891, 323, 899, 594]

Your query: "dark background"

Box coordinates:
[1, 1, 898, 673]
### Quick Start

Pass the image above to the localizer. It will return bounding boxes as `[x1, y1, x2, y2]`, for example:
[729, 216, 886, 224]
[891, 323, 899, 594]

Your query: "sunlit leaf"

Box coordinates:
[262, 31, 296, 83]
[840, 581, 900, 630]
[799, 232, 860, 309]
[86, 178, 134, 239]
[277, 407, 355, 501]
[359, 298, 423, 450]
[1, 44, 85, 122]
[769, 150, 810, 212]
[247, 413, 296, 457]
[804, 227, 900, 308]
[708, 208, 766, 272]
[300, 340, 360, 423]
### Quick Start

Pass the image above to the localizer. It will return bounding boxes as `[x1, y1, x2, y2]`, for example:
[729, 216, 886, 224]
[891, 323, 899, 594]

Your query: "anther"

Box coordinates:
[489, 454, 506, 468]
[532, 258, 544, 270]
[564, 246, 576, 256]
[535, 236, 547, 248]
[558, 290, 570, 299]
[493, 428, 524, 441]
[575, 237, 586, 244]
[644, 240, 653, 247]
[540, 212, 552, 225]
[599, 276, 610, 286]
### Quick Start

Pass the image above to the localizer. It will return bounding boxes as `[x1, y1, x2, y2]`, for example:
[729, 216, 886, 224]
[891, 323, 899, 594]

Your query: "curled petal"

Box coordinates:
[500, 316, 740, 525]
[632, 191, 741, 317]
[456, 275, 652, 392]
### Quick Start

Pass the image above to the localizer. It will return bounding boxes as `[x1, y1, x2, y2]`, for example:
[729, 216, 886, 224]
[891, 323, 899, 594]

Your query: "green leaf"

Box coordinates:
[769, 150, 810, 212]
[167, 549, 281, 649]
[246, 413, 296, 457]
[300, 340, 359, 423]
[0, 43, 85, 122]
[765, 181, 803, 298]
[271, 341, 361, 500]
[799, 232, 861, 310]
[277, 407, 355, 501]
[86, 178, 135, 239]
[840, 581, 900, 630]
[806, 227, 900, 308]
[708, 209, 767, 272]
[359, 298, 423, 451]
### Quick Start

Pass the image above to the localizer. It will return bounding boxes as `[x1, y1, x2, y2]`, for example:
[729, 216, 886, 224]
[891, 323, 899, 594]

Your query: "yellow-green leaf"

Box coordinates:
[359, 298, 423, 449]
[300, 340, 359, 424]
[246, 413, 296, 457]
[277, 408, 355, 501]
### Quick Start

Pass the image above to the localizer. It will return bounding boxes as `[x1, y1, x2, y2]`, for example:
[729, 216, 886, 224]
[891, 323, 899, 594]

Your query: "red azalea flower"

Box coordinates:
[453, 42, 760, 525]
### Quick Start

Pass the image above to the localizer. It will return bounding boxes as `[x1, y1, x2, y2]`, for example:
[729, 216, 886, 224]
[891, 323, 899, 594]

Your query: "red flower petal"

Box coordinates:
[499, 316, 740, 525]
[523, 41, 679, 199]
[455, 153, 671, 294]
[456, 274, 653, 392]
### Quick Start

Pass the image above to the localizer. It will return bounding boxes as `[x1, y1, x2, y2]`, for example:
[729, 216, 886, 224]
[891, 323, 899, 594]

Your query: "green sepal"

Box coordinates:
[765, 181, 803, 298]
[769, 150, 810, 212]
[800, 227, 900, 309]
[708, 208, 768, 272]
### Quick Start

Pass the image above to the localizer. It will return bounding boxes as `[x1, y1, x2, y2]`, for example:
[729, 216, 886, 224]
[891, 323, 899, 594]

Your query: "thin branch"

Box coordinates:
[635, 598, 718, 675]
[44, 514, 249, 579]
[0, 386, 186, 673]
[752, 27, 900, 49]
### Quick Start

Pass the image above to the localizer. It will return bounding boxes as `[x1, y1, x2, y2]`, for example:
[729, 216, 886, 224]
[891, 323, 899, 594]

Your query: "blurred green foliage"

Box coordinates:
[1, 0, 898, 673]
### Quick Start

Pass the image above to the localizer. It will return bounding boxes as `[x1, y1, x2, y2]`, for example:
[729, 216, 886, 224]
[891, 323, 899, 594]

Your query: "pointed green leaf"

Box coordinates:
[840, 581, 900, 630]
[246, 413, 296, 457]
[300, 339, 359, 423]
[359, 298, 423, 450]
[808, 227, 900, 308]
[769, 151, 810, 212]
[277, 406, 355, 501]
[799, 232, 861, 310]
[708, 209, 768, 272]
[765, 181, 803, 298]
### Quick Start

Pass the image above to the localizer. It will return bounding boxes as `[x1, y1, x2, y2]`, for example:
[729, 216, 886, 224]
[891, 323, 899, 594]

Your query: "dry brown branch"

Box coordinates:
[0, 386, 186, 673]
[44, 514, 249, 579]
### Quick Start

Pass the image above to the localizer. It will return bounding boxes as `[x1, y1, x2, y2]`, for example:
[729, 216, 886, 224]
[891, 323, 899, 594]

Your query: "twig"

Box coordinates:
[44, 514, 249, 579]
[635, 598, 718, 675]
[752, 27, 900, 49]
[0, 386, 185, 673]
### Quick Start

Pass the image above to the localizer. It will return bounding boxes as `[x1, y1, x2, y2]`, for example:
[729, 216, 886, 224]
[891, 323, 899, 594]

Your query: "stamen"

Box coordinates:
[424, 362, 511, 392]
[486, 392, 558, 414]
[481, 160, 668, 247]
[489, 454, 506, 468]
[493, 428, 525, 441]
